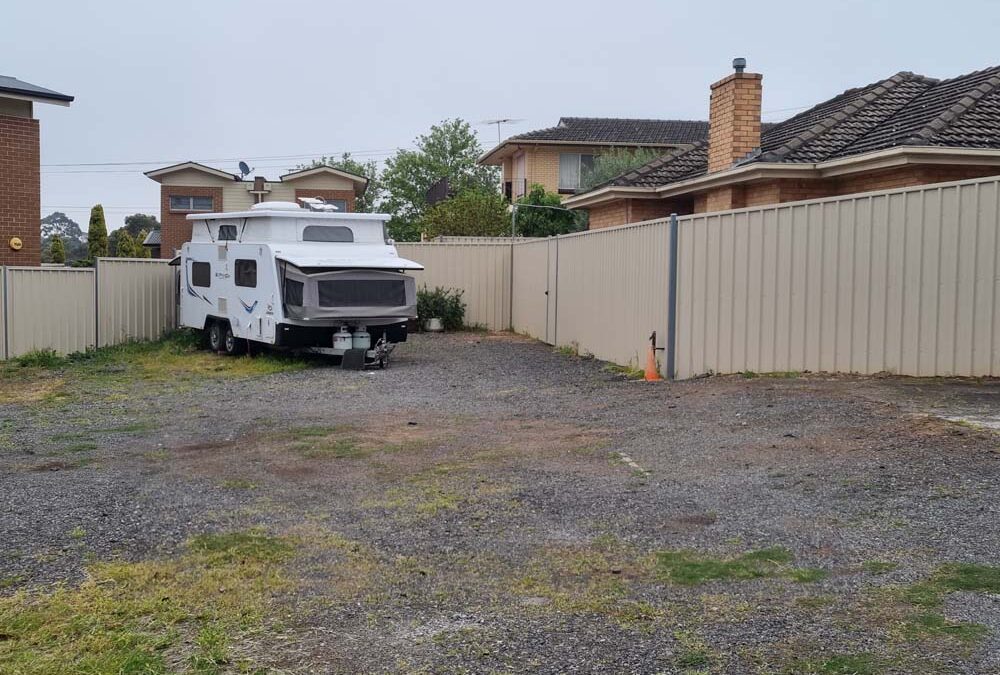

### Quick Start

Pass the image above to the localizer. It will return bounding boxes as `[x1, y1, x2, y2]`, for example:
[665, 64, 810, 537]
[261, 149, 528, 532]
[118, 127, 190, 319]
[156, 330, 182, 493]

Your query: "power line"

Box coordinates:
[40, 147, 406, 169]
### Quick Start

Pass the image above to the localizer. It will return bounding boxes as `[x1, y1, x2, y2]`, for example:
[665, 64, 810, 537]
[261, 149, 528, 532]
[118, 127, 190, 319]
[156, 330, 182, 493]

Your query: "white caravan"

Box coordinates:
[177, 201, 423, 365]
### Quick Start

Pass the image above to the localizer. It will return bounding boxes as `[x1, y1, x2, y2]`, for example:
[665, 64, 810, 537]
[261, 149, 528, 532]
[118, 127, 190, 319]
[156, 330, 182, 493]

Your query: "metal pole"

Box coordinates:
[666, 213, 679, 380]
[93, 257, 100, 350]
[1, 266, 8, 360]
[508, 205, 516, 330]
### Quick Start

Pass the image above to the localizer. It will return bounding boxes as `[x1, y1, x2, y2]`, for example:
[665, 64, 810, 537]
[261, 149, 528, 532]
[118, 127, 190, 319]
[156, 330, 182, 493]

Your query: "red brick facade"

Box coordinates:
[160, 186, 223, 257]
[588, 198, 693, 229]
[293, 188, 356, 212]
[0, 115, 41, 266]
[707, 72, 762, 173]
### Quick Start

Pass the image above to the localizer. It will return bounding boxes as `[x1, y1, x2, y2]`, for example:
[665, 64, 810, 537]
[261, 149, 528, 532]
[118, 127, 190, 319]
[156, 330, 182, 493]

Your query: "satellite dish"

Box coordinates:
[238, 161, 251, 178]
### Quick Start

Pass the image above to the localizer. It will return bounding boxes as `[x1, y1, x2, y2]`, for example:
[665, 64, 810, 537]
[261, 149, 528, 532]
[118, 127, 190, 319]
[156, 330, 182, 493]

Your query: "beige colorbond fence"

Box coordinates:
[676, 179, 1000, 378]
[97, 259, 177, 348]
[396, 242, 511, 330]
[393, 175, 1000, 379]
[1, 258, 177, 360]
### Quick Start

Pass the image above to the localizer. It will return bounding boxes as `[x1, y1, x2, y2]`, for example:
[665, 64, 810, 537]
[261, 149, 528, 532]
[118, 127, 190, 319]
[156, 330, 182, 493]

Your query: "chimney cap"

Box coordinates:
[733, 57, 747, 73]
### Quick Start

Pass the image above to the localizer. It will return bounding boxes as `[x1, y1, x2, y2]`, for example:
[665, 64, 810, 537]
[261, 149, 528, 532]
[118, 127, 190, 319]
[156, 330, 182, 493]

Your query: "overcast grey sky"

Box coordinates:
[9, 0, 1000, 230]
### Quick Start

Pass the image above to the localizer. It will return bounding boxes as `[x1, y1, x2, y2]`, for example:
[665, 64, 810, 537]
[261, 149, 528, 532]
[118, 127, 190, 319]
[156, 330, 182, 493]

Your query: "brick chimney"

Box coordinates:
[707, 58, 762, 173]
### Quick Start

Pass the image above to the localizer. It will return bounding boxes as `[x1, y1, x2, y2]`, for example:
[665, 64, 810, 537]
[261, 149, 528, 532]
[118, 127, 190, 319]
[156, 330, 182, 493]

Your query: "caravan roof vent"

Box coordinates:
[251, 201, 300, 211]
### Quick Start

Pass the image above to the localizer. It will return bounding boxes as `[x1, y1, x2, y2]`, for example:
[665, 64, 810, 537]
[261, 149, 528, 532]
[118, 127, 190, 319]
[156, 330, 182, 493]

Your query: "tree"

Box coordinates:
[514, 184, 587, 237]
[296, 153, 383, 213]
[579, 148, 663, 191]
[135, 230, 152, 258]
[87, 204, 108, 261]
[381, 119, 500, 240]
[115, 230, 137, 258]
[122, 213, 160, 238]
[421, 189, 510, 239]
[49, 235, 66, 264]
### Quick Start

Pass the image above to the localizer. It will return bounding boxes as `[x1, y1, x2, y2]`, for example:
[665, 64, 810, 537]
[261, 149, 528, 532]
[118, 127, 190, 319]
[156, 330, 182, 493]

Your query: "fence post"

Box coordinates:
[1, 265, 8, 360]
[94, 258, 100, 349]
[666, 213, 679, 380]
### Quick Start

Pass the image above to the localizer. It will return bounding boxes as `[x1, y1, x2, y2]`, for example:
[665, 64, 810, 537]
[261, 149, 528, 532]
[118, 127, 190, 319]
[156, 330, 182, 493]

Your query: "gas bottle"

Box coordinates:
[333, 326, 353, 351]
[352, 325, 371, 350]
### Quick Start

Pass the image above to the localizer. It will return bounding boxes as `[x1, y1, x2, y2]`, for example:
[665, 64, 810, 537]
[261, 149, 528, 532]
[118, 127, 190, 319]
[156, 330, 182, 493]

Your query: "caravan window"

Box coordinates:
[191, 262, 211, 288]
[284, 279, 304, 306]
[235, 259, 256, 287]
[302, 225, 353, 243]
[218, 224, 238, 241]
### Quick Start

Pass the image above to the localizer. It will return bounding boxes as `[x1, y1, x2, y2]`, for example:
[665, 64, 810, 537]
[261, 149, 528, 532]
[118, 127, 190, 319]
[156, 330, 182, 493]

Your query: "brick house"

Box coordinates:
[564, 61, 1000, 228]
[0, 76, 73, 266]
[144, 162, 369, 257]
[478, 117, 709, 201]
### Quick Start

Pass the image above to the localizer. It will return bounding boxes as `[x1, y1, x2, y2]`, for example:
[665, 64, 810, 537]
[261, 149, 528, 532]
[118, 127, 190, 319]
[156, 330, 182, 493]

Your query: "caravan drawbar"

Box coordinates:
[177, 201, 424, 365]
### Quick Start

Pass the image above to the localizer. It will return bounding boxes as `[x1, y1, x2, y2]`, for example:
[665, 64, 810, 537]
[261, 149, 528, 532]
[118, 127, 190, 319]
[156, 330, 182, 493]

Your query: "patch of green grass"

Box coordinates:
[63, 441, 98, 453]
[603, 363, 645, 380]
[554, 343, 579, 357]
[0, 529, 294, 673]
[219, 478, 258, 490]
[655, 546, 825, 586]
[862, 560, 898, 574]
[741, 370, 758, 379]
[0, 575, 25, 590]
[795, 594, 835, 609]
[68, 526, 86, 540]
[786, 652, 883, 675]
[11, 349, 67, 368]
[903, 612, 988, 643]
[673, 631, 714, 669]
[936, 562, 1000, 593]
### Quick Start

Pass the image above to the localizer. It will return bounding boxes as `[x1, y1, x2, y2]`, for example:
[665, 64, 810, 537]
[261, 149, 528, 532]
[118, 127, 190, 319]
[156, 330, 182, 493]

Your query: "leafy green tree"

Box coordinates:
[296, 153, 383, 213]
[579, 148, 663, 191]
[49, 235, 66, 264]
[115, 230, 137, 258]
[381, 119, 500, 240]
[87, 204, 108, 261]
[135, 229, 152, 258]
[514, 184, 586, 237]
[122, 213, 160, 238]
[421, 189, 510, 239]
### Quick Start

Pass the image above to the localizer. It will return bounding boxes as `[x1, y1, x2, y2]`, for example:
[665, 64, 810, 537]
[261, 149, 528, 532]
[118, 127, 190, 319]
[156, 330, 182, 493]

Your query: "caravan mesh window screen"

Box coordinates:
[218, 225, 238, 241]
[191, 262, 211, 288]
[303, 225, 353, 242]
[317, 279, 406, 307]
[284, 279, 304, 306]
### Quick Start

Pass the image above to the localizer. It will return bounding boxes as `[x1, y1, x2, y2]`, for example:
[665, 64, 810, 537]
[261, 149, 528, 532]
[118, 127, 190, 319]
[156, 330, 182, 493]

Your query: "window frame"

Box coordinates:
[302, 225, 354, 243]
[191, 261, 211, 288]
[558, 152, 595, 193]
[169, 195, 214, 212]
[217, 224, 238, 241]
[234, 259, 257, 288]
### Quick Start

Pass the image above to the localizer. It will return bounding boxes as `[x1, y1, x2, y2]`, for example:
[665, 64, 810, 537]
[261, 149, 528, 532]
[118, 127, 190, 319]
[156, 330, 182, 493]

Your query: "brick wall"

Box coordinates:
[707, 72, 762, 173]
[160, 186, 223, 257]
[293, 188, 356, 212]
[588, 201, 629, 229]
[0, 114, 41, 266]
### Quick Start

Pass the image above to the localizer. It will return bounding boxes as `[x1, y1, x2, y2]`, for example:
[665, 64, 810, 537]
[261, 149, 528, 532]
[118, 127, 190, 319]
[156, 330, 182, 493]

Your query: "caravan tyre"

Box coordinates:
[208, 321, 224, 352]
[224, 325, 246, 356]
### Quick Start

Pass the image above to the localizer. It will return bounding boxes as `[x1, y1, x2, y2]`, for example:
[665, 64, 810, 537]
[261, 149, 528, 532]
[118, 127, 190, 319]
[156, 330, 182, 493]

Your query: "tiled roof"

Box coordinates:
[509, 117, 709, 145]
[142, 229, 161, 246]
[603, 65, 1000, 190]
[0, 75, 73, 103]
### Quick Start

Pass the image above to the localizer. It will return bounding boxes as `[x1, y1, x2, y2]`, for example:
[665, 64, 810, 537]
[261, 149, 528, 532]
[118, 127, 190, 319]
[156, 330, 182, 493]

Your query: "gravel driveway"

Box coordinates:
[2, 332, 999, 674]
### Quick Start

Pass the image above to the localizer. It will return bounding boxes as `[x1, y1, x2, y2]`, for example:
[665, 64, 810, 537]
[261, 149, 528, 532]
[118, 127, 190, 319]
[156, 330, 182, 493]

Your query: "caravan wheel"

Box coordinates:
[224, 325, 246, 356]
[208, 321, 224, 352]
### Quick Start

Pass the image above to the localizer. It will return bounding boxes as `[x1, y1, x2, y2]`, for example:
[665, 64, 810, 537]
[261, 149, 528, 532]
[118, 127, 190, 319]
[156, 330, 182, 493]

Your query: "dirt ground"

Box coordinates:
[2, 332, 999, 674]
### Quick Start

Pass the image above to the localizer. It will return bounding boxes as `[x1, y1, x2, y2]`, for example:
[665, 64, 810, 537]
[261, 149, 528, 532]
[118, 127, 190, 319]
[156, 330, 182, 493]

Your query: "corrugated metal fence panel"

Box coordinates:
[676, 178, 1000, 378]
[96, 258, 178, 347]
[555, 219, 672, 370]
[5, 267, 96, 357]
[396, 243, 511, 330]
[511, 239, 550, 340]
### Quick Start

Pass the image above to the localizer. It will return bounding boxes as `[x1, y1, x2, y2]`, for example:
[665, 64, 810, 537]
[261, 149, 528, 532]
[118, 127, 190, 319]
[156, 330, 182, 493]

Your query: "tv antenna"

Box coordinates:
[237, 161, 253, 179]
[479, 118, 525, 145]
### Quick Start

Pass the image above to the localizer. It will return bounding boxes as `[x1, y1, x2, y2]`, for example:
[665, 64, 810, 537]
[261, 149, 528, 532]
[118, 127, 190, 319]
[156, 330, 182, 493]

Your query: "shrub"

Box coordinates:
[416, 286, 466, 330]
[87, 204, 108, 261]
[13, 349, 66, 368]
[49, 236, 66, 264]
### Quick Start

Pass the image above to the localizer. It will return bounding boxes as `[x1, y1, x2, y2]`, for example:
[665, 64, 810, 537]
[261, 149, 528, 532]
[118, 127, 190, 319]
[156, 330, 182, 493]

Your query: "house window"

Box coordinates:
[325, 199, 348, 212]
[191, 262, 211, 288]
[558, 153, 595, 192]
[235, 259, 256, 288]
[302, 225, 353, 242]
[218, 224, 238, 241]
[169, 195, 214, 212]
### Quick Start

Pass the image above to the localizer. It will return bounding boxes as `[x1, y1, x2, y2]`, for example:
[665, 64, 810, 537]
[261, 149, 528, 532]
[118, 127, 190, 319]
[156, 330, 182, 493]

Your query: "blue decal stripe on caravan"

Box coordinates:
[239, 298, 258, 313]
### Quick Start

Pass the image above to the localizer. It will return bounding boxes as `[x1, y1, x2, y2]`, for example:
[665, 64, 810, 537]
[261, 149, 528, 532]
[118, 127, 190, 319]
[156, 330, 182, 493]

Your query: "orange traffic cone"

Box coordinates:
[644, 343, 662, 381]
